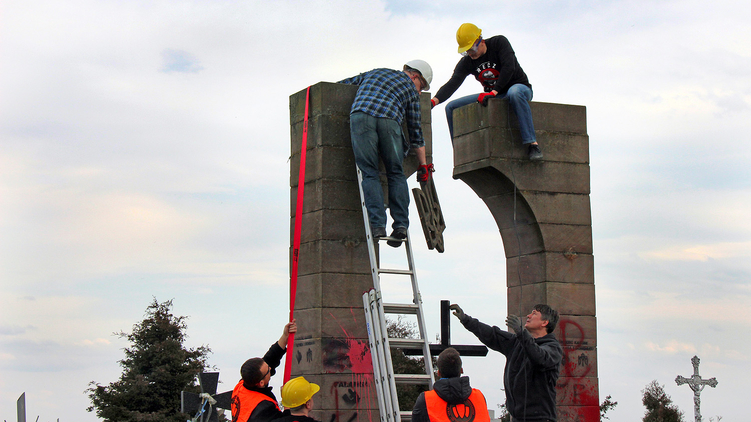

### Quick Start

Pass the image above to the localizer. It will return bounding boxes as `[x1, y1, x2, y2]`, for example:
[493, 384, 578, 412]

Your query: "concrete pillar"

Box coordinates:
[289, 82, 432, 422]
[452, 98, 599, 421]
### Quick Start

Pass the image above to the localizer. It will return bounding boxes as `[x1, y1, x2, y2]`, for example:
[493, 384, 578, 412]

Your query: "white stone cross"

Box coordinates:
[675, 355, 718, 422]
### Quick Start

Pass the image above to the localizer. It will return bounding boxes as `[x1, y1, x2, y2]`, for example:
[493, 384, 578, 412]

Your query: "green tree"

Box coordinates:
[87, 298, 213, 422]
[600, 394, 618, 420]
[642, 380, 684, 422]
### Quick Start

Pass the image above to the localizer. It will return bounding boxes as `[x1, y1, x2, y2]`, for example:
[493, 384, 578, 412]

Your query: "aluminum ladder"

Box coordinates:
[356, 167, 435, 422]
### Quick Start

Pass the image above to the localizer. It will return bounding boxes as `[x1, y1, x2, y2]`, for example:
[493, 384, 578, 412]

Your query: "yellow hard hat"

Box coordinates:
[456, 23, 482, 54]
[281, 376, 320, 408]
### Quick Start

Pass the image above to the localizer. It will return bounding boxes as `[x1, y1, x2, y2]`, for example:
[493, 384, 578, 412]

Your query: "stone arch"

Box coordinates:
[451, 99, 600, 421]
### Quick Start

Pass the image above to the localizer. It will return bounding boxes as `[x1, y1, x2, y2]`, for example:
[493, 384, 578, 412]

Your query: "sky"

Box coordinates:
[1, 0, 750, 421]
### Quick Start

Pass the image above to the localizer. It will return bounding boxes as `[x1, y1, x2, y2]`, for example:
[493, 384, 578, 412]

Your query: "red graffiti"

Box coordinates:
[558, 319, 591, 380]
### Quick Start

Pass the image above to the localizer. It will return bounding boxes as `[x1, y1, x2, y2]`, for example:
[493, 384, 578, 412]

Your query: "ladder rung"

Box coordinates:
[382, 303, 419, 314]
[389, 338, 425, 348]
[394, 374, 432, 385]
[378, 268, 413, 276]
[400, 412, 413, 422]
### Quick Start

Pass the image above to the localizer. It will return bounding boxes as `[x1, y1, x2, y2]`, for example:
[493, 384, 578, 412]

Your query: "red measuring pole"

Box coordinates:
[284, 86, 310, 384]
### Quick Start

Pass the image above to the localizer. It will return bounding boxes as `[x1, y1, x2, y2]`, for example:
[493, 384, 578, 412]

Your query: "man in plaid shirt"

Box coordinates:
[339, 60, 433, 247]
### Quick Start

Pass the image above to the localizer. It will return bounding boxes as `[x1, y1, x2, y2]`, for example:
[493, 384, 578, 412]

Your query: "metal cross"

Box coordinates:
[675, 355, 718, 422]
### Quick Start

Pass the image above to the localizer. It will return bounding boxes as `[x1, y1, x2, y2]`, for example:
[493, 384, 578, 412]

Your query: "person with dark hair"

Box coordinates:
[449, 304, 563, 422]
[411, 347, 490, 422]
[231, 320, 297, 422]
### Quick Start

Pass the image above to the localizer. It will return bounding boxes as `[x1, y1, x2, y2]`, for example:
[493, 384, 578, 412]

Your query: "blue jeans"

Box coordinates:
[350, 112, 410, 230]
[445, 84, 536, 144]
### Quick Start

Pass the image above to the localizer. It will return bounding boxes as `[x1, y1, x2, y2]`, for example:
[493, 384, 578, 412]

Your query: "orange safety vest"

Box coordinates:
[231, 380, 280, 422]
[425, 389, 490, 422]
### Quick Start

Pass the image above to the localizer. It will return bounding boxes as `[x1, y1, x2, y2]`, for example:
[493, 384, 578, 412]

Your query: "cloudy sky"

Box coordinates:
[1, 0, 749, 421]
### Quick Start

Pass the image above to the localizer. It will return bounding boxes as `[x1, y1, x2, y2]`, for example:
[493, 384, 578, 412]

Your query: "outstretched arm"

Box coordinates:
[450, 304, 515, 355]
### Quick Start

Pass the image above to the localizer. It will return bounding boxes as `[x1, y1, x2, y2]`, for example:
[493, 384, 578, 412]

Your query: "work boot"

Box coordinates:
[387, 227, 407, 248]
[527, 144, 543, 161]
[371, 226, 387, 239]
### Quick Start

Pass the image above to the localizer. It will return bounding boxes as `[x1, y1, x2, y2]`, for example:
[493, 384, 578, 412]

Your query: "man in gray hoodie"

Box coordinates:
[449, 304, 563, 422]
[412, 347, 491, 422]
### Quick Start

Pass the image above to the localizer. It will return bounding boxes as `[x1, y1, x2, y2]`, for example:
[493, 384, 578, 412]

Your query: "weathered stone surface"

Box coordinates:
[556, 405, 600, 422]
[496, 223, 592, 257]
[296, 239, 370, 276]
[507, 282, 595, 317]
[454, 159, 590, 194]
[453, 100, 587, 137]
[293, 209, 366, 244]
[294, 273, 374, 310]
[290, 179, 361, 216]
[556, 376, 599, 406]
[453, 126, 589, 165]
[293, 308, 370, 343]
[505, 251, 594, 286]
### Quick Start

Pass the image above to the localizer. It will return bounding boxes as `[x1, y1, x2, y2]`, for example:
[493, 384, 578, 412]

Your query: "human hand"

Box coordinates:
[430, 98, 438, 109]
[477, 92, 496, 106]
[505, 315, 524, 335]
[417, 163, 434, 182]
[449, 304, 465, 320]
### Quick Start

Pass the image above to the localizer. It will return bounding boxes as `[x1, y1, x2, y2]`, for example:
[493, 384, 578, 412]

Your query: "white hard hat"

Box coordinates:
[404, 59, 433, 91]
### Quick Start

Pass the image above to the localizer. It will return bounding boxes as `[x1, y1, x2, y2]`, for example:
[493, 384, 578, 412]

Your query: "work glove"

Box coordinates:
[417, 163, 434, 183]
[505, 314, 524, 335]
[449, 304, 465, 320]
[477, 92, 496, 106]
[430, 98, 438, 109]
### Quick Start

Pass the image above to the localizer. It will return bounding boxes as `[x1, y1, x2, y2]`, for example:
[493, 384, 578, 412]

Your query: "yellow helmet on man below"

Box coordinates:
[456, 23, 482, 53]
[281, 376, 320, 408]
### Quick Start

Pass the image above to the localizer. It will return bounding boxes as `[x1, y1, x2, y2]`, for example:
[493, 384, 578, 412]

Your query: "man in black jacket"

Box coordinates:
[449, 304, 563, 422]
[430, 23, 542, 160]
[412, 347, 491, 422]
[231, 320, 297, 422]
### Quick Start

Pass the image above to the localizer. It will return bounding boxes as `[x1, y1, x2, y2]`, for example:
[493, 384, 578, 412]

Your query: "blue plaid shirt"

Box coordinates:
[339, 68, 424, 149]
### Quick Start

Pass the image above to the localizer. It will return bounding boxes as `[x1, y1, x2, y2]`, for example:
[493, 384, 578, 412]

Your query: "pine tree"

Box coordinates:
[642, 380, 685, 422]
[87, 298, 212, 422]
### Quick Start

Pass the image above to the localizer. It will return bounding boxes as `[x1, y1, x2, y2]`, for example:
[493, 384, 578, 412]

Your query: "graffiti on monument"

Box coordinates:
[322, 310, 376, 422]
[556, 318, 598, 420]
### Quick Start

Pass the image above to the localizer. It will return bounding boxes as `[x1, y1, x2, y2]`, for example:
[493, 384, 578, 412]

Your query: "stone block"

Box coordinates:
[290, 146, 357, 187]
[291, 114, 353, 153]
[294, 273, 374, 310]
[499, 223, 544, 257]
[296, 239, 370, 277]
[525, 192, 591, 226]
[559, 339, 598, 379]
[293, 309, 369, 343]
[290, 82, 357, 124]
[453, 100, 587, 137]
[454, 159, 590, 195]
[290, 179, 362, 216]
[292, 209, 366, 244]
[506, 252, 594, 286]
[556, 376, 599, 407]
[507, 282, 596, 316]
[453, 126, 589, 165]
[538, 223, 593, 254]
